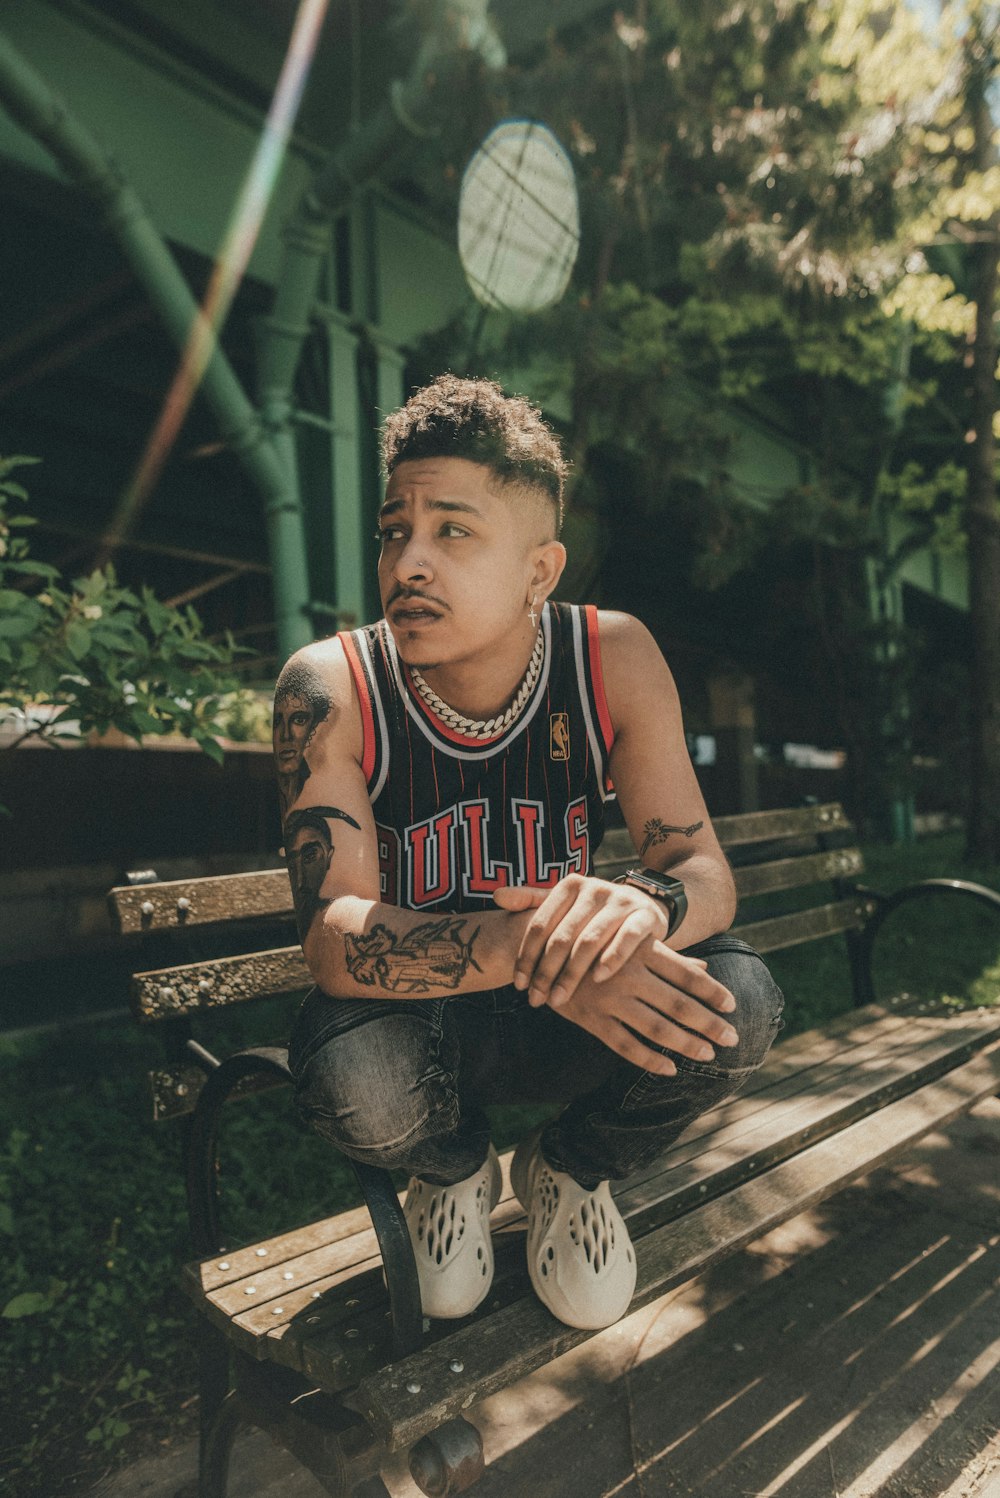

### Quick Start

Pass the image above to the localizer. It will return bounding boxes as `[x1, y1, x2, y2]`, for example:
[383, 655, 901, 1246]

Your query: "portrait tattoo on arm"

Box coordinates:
[345, 918, 483, 995]
[273, 660, 333, 817]
[640, 815, 704, 858]
[283, 805, 361, 945]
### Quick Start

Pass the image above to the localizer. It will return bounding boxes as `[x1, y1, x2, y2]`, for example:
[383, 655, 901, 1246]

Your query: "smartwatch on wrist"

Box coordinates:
[615, 867, 688, 937]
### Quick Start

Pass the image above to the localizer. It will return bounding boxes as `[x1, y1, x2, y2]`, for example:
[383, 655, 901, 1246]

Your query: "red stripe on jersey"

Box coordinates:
[339, 631, 376, 785]
[584, 606, 615, 757]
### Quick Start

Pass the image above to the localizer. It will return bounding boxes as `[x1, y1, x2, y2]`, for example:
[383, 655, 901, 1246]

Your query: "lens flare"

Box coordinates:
[110, 0, 330, 550]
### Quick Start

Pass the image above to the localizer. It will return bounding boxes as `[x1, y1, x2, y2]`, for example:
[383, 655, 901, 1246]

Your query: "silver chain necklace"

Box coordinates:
[409, 629, 545, 740]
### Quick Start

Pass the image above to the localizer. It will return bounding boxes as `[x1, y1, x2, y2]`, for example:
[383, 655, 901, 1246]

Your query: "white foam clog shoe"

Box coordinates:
[403, 1146, 502, 1319]
[511, 1128, 637, 1330]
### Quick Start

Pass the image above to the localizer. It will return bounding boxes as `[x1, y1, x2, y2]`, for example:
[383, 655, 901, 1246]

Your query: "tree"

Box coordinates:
[826, 0, 1000, 858]
[411, 0, 998, 849]
[408, 2, 931, 821]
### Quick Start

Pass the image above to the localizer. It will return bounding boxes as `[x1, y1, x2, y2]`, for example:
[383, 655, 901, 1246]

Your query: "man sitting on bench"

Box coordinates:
[278, 374, 784, 1332]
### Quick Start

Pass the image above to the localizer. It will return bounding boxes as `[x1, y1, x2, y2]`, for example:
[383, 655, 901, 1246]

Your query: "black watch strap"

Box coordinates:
[615, 867, 688, 936]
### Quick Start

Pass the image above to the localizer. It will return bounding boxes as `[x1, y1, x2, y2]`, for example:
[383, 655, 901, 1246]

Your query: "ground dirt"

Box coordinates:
[93, 1099, 1000, 1498]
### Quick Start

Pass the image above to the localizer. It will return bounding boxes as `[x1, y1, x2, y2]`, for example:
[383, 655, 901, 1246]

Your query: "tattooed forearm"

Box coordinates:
[345, 918, 483, 995]
[639, 816, 704, 858]
[283, 806, 360, 945]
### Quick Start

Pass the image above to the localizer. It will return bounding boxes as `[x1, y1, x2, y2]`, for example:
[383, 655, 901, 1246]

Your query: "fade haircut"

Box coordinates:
[381, 374, 568, 532]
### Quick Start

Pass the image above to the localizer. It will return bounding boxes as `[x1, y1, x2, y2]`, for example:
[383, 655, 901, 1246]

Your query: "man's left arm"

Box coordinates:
[494, 611, 736, 1006]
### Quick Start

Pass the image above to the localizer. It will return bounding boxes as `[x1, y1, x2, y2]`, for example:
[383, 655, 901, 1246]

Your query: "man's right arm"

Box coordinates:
[274, 639, 534, 1001]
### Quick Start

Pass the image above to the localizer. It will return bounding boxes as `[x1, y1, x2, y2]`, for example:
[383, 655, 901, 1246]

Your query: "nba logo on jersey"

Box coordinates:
[550, 712, 570, 761]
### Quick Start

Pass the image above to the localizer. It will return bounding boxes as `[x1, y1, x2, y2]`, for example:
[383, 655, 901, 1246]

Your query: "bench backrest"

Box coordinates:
[110, 801, 868, 1120]
[111, 801, 866, 1020]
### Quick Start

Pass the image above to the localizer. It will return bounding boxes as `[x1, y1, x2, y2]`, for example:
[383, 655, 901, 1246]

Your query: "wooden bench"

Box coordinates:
[109, 802, 1000, 1498]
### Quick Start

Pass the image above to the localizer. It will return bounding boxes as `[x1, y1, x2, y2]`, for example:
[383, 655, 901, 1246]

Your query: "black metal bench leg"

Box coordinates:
[197, 1321, 236, 1498]
[199, 1389, 241, 1498]
[350, 1160, 424, 1357]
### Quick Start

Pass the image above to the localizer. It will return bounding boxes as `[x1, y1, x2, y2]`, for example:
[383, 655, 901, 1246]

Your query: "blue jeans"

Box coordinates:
[288, 934, 784, 1189]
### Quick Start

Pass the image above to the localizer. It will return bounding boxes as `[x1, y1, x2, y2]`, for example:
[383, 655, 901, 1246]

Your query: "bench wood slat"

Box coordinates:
[110, 803, 857, 939]
[133, 948, 310, 1020]
[182, 1007, 1000, 1373]
[617, 1011, 1000, 1234]
[352, 1040, 1000, 1451]
[600, 846, 866, 901]
[712, 802, 852, 847]
[733, 846, 863, 898]
[111, 870, 294, 934]
[618, 1008, 1000, 1204]
[619, 996, 972, 1171]
[733, 896, 871, 953]
[133, 893, 872, 1022]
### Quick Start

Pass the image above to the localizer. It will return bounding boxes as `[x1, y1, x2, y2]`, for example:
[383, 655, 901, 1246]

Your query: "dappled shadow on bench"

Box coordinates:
[465, 1126, 1000, 1498]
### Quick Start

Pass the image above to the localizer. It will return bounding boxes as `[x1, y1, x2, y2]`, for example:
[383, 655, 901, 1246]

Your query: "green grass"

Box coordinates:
[1, 832, 998, 1496]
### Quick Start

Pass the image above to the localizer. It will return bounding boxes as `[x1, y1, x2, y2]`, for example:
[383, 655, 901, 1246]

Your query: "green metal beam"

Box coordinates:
[0, 27, 315, 659]
[256, 1, 505, 640]
[0, 2, 506, 663]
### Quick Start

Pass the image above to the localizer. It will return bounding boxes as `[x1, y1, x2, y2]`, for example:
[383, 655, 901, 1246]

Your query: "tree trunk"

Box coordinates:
[964, 234, 1000, 861]
[964, 64, 1000, 864]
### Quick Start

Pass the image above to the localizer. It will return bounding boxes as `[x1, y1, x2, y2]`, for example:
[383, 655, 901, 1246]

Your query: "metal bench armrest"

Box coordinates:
[185, 1046, 293, 1258]
[855, 878, 1000, 1005]
[184, 1045, 424, 1358]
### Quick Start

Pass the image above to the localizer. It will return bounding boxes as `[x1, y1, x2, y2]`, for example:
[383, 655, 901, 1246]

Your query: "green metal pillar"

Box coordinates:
[0, 29, 315, 660]
[327, 314, 366, 625]
[256, 1, 505, 654]
[373, 335, 406, 435]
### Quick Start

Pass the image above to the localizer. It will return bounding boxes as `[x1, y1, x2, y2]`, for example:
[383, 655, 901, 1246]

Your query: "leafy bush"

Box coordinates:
[0, 456, 245, 766]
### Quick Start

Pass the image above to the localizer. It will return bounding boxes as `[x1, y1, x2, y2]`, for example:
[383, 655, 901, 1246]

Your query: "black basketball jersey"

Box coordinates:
[339, 602, 615, 913]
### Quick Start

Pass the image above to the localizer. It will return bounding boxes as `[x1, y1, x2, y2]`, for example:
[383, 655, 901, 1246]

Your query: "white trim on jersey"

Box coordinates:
[570, 608, 612, 803]
[353, 627, 391, 802]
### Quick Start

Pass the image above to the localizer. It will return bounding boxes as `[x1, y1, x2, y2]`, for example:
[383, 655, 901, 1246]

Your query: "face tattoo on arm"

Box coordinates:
[639, 816, 704, 858]
[283, 805, 361, 944]
[273, 661, 333, 817]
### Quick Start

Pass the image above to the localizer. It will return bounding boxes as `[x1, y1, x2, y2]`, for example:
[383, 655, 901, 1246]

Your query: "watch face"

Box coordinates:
[630, 871, 680, 900]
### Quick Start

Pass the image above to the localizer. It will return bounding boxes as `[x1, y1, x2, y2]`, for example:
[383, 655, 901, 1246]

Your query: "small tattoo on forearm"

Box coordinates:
[345, 918, 483, 994]
[640, 816, 703, 857]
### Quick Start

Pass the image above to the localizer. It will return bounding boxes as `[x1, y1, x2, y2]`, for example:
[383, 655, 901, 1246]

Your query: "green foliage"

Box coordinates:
[0, 457, 245, 762]
[211, 689, 273, 745]
[878, 460, 968, 553]
[423, 0, 959, 583]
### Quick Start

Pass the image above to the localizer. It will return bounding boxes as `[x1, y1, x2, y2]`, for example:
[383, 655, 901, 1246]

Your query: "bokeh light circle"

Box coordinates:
[458, 119, 580, 314]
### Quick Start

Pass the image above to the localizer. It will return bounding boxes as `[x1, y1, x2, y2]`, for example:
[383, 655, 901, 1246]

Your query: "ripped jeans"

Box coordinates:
[288, 934, 785, 1189]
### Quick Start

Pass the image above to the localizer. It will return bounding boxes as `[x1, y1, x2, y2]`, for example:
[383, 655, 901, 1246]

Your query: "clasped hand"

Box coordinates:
[494, 874, 737, 1075]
